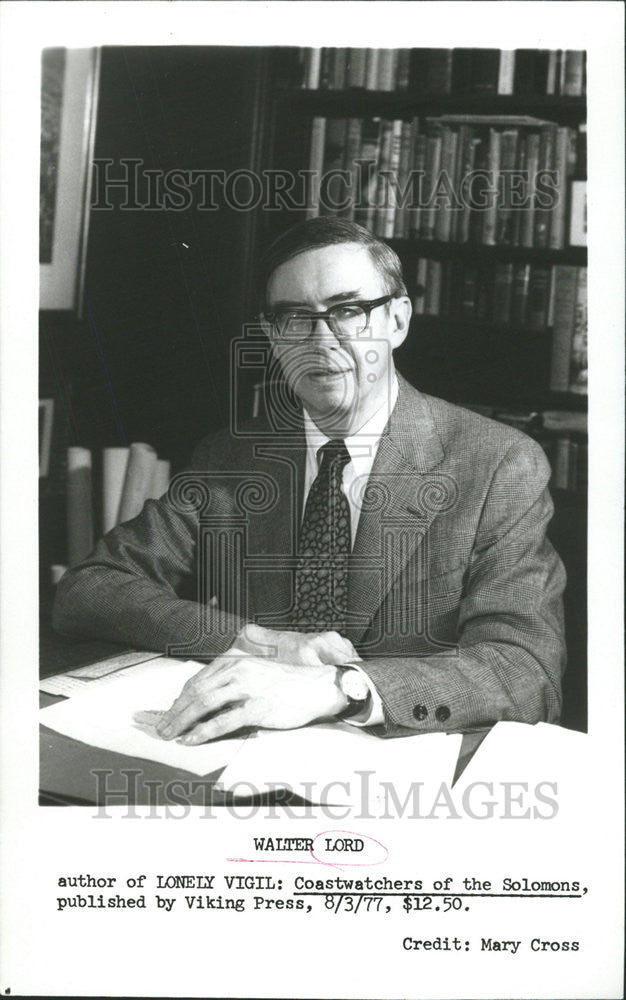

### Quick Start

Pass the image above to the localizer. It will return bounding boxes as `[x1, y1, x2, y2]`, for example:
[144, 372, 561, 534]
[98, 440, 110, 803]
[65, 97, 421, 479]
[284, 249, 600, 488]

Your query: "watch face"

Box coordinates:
[341, 669, 369, 703]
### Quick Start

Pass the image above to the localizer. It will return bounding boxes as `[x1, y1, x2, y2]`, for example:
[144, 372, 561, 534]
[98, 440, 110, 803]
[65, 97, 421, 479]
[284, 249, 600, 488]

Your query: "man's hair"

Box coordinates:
[257, 217, 408, 310]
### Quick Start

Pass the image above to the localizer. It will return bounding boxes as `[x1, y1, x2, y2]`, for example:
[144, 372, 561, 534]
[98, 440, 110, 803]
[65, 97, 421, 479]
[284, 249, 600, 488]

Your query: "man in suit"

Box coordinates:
[53, 218, 566, 744]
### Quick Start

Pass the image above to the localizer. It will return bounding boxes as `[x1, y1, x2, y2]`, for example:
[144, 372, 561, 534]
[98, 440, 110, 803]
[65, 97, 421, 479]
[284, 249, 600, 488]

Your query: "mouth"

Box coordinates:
[306, 368, 353, 380]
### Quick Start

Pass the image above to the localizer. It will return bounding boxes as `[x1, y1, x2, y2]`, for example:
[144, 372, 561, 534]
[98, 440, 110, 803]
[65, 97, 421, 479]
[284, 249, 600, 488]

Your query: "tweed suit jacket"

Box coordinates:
[53, 374, 566, 736]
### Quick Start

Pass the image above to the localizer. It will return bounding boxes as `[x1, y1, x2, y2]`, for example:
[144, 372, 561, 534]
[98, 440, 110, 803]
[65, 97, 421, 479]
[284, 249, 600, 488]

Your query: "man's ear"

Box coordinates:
[389, 296, 412, 350]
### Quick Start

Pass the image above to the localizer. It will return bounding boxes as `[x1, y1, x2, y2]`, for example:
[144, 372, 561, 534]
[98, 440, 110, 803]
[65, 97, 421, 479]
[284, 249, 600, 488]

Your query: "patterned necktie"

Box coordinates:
[293, 439, 352, 633]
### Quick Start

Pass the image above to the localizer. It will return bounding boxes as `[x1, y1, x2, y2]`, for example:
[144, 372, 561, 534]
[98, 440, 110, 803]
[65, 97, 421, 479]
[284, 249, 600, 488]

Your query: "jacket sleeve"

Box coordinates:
[357, 438, 567, 735]
[52, 470, 246, 660]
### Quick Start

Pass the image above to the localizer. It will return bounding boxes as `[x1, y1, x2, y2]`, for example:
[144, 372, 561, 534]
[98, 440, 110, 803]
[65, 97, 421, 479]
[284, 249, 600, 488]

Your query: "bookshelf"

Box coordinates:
[253, 46, 588, 494]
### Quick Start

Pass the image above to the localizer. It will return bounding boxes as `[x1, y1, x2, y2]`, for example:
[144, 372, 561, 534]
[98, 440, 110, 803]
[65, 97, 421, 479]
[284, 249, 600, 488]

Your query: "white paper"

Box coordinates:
[40, 657, 249, 776]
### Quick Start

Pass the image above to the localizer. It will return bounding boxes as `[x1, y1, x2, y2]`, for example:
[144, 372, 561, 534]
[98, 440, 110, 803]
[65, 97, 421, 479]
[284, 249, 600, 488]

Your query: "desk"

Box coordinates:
[39, 625, 488, 806]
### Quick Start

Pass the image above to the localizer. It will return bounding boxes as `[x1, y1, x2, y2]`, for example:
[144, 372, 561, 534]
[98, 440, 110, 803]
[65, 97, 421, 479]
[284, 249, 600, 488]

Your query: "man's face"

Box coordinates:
[265, 244, 411, 434]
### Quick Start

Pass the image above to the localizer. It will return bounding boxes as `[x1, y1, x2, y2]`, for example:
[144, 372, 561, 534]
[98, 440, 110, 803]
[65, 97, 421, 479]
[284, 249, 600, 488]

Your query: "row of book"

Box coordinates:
[466, 407, 587, 492]
[307, 116, 587, 248]
[413, 261, 587, 396]
[65, 443, 170, 570]
[299, 49, 586, 97]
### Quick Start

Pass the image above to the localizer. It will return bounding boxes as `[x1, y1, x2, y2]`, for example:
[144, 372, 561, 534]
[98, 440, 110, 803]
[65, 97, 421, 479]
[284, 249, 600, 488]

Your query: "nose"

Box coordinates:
[309, 315, 339, 345]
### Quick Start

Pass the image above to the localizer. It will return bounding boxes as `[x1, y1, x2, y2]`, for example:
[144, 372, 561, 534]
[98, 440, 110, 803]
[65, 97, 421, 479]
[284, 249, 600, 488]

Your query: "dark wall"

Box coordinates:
[45, 46, 268, 469]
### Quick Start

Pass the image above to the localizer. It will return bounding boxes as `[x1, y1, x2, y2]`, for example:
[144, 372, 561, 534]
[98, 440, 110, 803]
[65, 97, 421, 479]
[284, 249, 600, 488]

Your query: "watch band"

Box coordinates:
[335, 665, 372, 720]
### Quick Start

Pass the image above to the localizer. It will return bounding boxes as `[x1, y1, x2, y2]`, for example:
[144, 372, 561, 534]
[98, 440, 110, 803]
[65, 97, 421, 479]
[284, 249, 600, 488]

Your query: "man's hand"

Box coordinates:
[234, 623, 360, 667]
[156, 655, 346, 745]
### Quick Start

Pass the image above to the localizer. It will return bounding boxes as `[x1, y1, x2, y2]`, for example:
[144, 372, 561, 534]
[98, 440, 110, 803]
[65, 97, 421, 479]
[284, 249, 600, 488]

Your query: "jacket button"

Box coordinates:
[413, 704, 428, 721]
[435, 705, 451, 722]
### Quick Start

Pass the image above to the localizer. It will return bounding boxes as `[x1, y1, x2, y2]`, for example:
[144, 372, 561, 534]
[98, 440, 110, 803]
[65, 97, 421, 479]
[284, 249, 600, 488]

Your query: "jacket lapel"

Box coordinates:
[346, 376, 446, 645]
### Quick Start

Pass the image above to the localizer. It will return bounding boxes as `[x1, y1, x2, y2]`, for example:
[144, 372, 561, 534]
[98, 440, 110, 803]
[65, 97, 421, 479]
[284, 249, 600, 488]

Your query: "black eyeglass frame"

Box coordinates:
[262, 294, 395, 341]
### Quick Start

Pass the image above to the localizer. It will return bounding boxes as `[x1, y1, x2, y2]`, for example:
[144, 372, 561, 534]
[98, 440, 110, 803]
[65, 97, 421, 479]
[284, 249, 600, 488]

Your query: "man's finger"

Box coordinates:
[177, 706, 248, 745]
[157, 678, 237, 739]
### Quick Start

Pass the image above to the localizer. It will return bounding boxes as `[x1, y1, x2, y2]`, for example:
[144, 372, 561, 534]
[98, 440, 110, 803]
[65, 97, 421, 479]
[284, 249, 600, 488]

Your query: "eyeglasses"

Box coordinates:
[264, 294, 394, 342]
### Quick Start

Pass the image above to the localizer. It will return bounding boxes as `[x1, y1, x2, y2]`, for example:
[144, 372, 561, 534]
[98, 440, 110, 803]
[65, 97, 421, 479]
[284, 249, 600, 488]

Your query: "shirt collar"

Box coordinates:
[303, 375, 399, 466]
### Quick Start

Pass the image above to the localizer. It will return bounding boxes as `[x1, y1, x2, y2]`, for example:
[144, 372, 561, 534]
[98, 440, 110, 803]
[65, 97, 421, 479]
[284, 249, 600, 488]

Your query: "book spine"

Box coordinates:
[377, 49, 397, 91]
[382, 119, 403, 238]
[549, 126, 571, 250]
[355, 117, 382, 230]
[460, 266, 478, 318]
[527, 266, 551, 330]
[549, 265, 578, 390]
[457, 133, 478, 243]
[322, 117, 347, 215]
[413, 257, 428, 315]
[495, 128, 519, 244]
[374, 119, 394, 235]
[470, 48, 500, 94]
[303, 49, 322, 89]
[396, 49, 411, 89]
[497, 50, 515, 94]
[562, 51, 585, 96]
[420, 131, 443, 239]
[408, 131, 428, 238]
[510, 262, 531, 326]
[427, 49, 453, 93]
[424, 259, 442, 314]
[520, 131, 540, 247]
[568, 267, 588, 394]
[342, 117, 363, 220]
[365, 49, 380, 90]
[394, 118, 415, 238]
[434, 127, 458, 242]
[347, 48, 366, 88]
[320, 49, 332, 90]
[552, 434, 571, 489]
[533, 124, 557, 248]
[331, 48, 348, 90]
[481, 128, 501, 246]
[546, 50, 558, 95]
[569, 179, 587, 247]
[492, 262, 514, 323]
[306, 116, 327, 219]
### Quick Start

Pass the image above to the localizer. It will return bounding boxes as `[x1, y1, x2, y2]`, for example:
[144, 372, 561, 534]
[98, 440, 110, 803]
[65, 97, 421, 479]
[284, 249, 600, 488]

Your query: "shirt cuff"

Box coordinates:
[341, 664, 384, 727]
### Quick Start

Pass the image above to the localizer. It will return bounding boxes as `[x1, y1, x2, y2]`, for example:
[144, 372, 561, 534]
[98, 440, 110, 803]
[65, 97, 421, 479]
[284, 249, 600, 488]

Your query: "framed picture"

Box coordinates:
[39, 47, 101, 314]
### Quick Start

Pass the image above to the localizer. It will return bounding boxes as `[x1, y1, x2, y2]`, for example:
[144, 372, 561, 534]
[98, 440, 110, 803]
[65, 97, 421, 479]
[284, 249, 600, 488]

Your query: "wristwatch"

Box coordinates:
[335, 665, 372, 720]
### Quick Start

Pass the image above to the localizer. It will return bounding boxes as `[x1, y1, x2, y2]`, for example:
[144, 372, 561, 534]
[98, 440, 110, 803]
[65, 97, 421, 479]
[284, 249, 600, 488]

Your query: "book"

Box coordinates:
[396, 49, 411, 89]
[408, 132, 428, 239]
[341, 117, 362, 220]
[569, 180, 587, 246]
[377, 49, 397, 91]
[424, 259, 442, 315]
[381, 119, 403, 238]
[364, 49, 380, 90]
[533, 124, 557, 247]
[549, 126, 573, 249]
[460, 266, 478, 318]
[568, 267, 588, 394]
[510, 263, 531, 326]
[67, 447, 94, 567]
[413, 257, 428, 315]
[434, 126, 458, 242]
[456, 131, 479, 243]
[420, 131, 443, 239]
[562, 51, 585, 96]
[527, 266, 551, 330]
[492, 262, 514, 323]
[374, 119, 394, 235]
[520, 131, 540, 247]
[497, 50, 515, 94]
[306, 116, 326, 219]
[495, 128, 519, 244]
[322, 117, 347, 215]
[549, 265, 579, 390]
[355, 117, 382, 229]
[303, 48, 322, 89]
[469, 49, 501, 94]
[393, 118, 416, 238]
[331, 48, 348, 90]
[481, 128, 501, 245]
[347, 48, 367, 88]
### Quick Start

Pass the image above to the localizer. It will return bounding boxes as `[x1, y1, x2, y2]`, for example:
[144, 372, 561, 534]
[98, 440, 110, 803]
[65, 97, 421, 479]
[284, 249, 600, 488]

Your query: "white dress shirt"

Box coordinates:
[301, 377, 399, 726]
